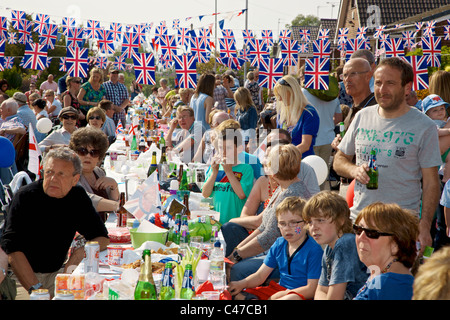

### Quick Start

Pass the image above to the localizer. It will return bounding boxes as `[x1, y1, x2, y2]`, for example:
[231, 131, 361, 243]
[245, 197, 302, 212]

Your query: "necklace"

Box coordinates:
[381, 258, 398, 274]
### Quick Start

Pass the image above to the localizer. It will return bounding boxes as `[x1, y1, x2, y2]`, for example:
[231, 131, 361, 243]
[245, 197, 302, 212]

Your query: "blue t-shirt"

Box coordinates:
[277, 104, 320, 157]
[319, 233, 369, 300]
[191, 93, 210, 130]
[440, 180, 450, 208]
[264, 235, 323, 289]
[354, 273, 414, 300]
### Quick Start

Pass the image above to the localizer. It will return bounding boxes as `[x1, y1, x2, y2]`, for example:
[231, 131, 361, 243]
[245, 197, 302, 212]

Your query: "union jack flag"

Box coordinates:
[221, 29, 235, 42]
[38, 23, 58, 49]
[66, 27, 85, 48]
[109, 22, 123, 42]
[172, 19, 180, 30]
[190, 36, 209, 63]
[3, 57, 14, 69]
[7, 32, 16, 44]
[95, 56, 108, 69]
[338, 28, 349, 44]
[132, 53, 156, 85]
[11, 10, 26, 29]
[373, 25, 386, 39]
[159, 57, 173, 70]
[115, 119, 124, 135]
[261, 30, 273, 47]
[114, 53, 127, 70]
[402, 30, 417, 49]
[298, 42, 309, 53]
[313, 39, 331, 59]
[66, 47, 89, 78]
[384, 38, 404, 57]
[422, 36, 441, 67]
[20, 43, 48, 70]
[61, 17, 76, 36]
[423, 20, 436, 37]
[33, 13, 50, 34]
[59, 57, 66, 71]
[0, 39, 5, 68]
[299, 29, 310, 42]
[199, 28, 212, 51]
[219, 38, 237, 58]
[242, 29, 254, 45]
[304, 57, 330, 90]
[45, 57, 52, 68]
[247, 39, 269, 67]
[86, 20, 102, 39]
[160, 34, 178, 61]
[280, 39, 298, 66]
[356, 27, 367, 39]
[177, 27, 191, 48]
[317, 29, 330, 40]
[445, 26, 450, 41]
[173, 53, 198, 89]
[154, 24, 168, 44]
[121, 32, 140, 59]
[132, 24, 147, 45]
[345, 38, 366, 59]
[221, 56, 246, 70]
[238, 46, 250, 61]
[258, 58, 284, 89]
[0, 17, 8, 40]
[279, 29, 291, 41]
[401, 55, 429, 90]
[17, 19, 33, 44]
[378, 33, 390, 49]
[97, 28, 115, 55]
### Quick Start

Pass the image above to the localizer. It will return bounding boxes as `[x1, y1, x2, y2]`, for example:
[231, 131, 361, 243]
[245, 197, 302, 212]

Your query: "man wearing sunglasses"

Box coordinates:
[39, 107, 79, 153]
[333, 57, 441, 255]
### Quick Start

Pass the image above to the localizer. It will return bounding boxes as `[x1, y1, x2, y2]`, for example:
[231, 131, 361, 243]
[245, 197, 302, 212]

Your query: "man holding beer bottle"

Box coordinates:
[333, 57, 441, 255]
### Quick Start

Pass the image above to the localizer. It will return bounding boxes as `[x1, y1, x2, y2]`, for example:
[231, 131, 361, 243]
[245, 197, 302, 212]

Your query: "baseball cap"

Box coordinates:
[422, 94, 449, 114]
[12, 92, 28, 104]
[109, 66, 119, 73]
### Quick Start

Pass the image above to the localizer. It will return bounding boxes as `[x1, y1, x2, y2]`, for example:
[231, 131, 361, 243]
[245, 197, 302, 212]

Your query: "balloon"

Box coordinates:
[302, 155, 328, 185]
[36, 117, 53, 133]
[0, 136, 16, 168]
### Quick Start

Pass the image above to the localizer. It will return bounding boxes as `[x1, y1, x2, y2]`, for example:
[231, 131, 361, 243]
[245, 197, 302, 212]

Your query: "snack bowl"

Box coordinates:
[129, 228, 168, 248]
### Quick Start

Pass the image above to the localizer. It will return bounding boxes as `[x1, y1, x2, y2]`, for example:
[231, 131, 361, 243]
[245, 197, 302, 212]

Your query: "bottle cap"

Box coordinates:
[214, 240, 221, 248]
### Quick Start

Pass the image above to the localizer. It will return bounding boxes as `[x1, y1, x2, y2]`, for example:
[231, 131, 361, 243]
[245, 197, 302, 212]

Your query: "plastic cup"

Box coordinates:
[202, 291, 220, 300]
[190, 236, 203, 249]
[195, 260, 210, 283]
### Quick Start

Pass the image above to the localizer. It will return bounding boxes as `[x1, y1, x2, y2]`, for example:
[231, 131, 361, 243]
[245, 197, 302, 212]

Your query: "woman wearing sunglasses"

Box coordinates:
[69, 126, 119, 220]
[86, 107, 106, 131]
[38, 107, 79, 153]
[353, 202, 419, 300]
[62, 76, 85, 124]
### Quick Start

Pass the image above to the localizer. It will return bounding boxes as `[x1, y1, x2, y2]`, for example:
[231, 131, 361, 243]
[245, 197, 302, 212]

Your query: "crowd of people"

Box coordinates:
[0, 50, 449, 301]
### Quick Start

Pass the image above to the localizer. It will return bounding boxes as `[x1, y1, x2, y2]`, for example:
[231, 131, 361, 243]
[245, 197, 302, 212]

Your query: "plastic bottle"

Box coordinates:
[209, 240, 224, 272]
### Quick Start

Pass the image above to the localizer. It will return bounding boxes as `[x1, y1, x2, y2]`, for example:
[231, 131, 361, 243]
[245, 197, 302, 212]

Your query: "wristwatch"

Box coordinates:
[28, 283, 43, 294]
[232, 248, 243, 262]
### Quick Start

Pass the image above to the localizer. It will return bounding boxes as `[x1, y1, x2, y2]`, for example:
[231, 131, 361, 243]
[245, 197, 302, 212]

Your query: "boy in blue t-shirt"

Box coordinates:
[228, 197, 323, 300]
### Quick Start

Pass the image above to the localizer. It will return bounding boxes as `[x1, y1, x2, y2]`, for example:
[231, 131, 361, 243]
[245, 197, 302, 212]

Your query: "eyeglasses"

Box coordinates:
[72, 80, 81, 84]
[76, 147, 100, 158]
[353, 224, 394, 239]
[340, 71, 369, 80]
[278, 220, 304, 228]
[277, 78, 291, 87]
[61, 114, 78, 120]
[88, 116, 102, 121]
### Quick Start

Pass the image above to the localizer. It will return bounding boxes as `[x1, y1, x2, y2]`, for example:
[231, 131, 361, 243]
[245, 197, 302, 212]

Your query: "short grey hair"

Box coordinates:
[351, 49, 375, 66]
[42, 147, 82, 176]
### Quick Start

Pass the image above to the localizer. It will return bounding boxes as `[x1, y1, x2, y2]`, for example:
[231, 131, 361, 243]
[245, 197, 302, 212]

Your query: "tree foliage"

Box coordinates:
[287, 14, 321, 28]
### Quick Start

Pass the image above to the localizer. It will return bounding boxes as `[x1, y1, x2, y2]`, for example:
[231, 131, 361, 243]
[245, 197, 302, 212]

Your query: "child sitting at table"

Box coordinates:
[227, 196, 323, 300]
[302, 191, 368, 300]
[201, 125, 254, 224]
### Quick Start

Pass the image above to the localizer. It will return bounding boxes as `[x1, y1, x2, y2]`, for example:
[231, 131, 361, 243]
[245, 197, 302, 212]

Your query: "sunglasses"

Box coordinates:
[353, 224, 394, 239]
[89, 116, 102, 121]
[61, 114, 78, 120]
[72, 80, 81, 84]
[76, 147, 100, 158]
[278, 78, 291, 87]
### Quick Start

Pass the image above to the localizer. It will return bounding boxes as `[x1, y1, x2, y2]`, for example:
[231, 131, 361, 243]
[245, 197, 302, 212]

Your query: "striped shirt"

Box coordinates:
[103, 80, 129, 126]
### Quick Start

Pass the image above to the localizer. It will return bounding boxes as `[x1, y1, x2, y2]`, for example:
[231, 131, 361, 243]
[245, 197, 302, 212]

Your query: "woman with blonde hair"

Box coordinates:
[234, 87, 258, 131]
[429, 70, 450, 105]
[77, 67, 106, 126]
[273, 75, 320, 157]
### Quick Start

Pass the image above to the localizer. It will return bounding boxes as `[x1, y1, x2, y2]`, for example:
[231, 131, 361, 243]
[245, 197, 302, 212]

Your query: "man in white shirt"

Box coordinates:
[39, 74, 58, 94]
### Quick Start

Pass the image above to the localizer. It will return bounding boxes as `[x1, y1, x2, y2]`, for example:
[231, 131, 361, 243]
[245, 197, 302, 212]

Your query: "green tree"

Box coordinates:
[287, 14, 321, 28]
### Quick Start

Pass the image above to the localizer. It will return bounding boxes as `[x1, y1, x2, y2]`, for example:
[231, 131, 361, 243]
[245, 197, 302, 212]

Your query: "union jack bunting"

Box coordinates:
[20, 43, 48, 70]
[59, 57, 67, 71]
[402, 30, 417, 49]
[280, 39, 298, 66]
[96, 56, 108, 69]
[219, 38, 237, 58]
[298, 42, 309, 53]
[132, 52, 156, 85]
[172, 19, 180, 30]
[317, 29, 330, 40]
[304, 57, 330, 90]
[356, 27, 367, 39]
[7, 32, 17, 44]
[190, 36, 209, 63]
[0, 38, 5, 62]
[445, 26, 450, 41]
[423, 20, 436, 37]
[61, 17, 76, 36]
[114, 53, 127, 70]
[242, 29, 254, 45]
[121, 32, 140, 59]
[221, 29, 235, 42]
[0, 17, 8, 40]
[17, 19, 33, 44]
[199, 28, 212, 51]
[384, 38, 404, 57]
[173, 53, 198, 89]
[33, 13, 50, 34]
[415, 22, 424, 31]
[115, 119, 124, 135]
[160, 34, 177, 61]
[258, 58, 284, 89]
[394, 24, 405, 29]
[345, 38, 366, 59]
[261, 30, 273, 47]
[132, 24, 147, 45]
[66, 27, 86, 48]
[247, 39, 269, 67]
[299, 29, 310, 42]
[221, 56, 246, 70]
[66, 47, 89, 78]
[38, 23, 58, 49]
[373, 25, 386, 39]
[97, 28, 115, 55]
[109, 22, 123, 42]
[279, 29, 291, 41]
[3, 57, 14, 69]
[177, 27, 191, 48]
[313, 39, 331, 59]
[45, 57, 52, 68]
[11, 10, 26, 29]
[378, 33, 390, 49]
[238, 46, 250, 61]
[85, 20, 102, 39]
[338, 28, 349, 44]
[422, 36, 441, 67]
[154, 24, 168, 44]
[401, 55, 429, 90]
[159, 57, 173, 70]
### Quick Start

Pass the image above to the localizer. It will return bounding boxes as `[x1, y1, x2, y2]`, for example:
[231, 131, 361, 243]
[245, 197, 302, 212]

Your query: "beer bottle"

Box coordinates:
[367, 149, 378, 190]
[158, 146, 169, 182]
[183, 193, 191, 219]
[147, 151, 158, 177]
[116, 192, 128, 227]
[177, 164, 184, 184]
[173, 213, 182, 245]
[180, 215, 189, 245]
[339, 122, 345, 138]
[134, 250, 157, 300]
[159, 263, 175, 300]
[180, 264, 195, 300]
[179, 170, 189, 191]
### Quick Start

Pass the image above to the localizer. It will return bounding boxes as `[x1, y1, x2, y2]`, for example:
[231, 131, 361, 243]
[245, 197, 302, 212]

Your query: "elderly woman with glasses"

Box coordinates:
[353, 202, 419, 300]
[273, 75, 320, 157]
[39, 107, 79, 153]
[69, 126, 119, 220]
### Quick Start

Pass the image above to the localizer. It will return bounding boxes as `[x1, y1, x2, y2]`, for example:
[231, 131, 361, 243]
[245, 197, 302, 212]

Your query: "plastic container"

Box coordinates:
[129, 228, 168, 247]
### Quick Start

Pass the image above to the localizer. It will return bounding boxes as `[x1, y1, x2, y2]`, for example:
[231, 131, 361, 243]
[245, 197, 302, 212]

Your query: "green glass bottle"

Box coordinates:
[339, 122, 345, 138]
[180, 264, 195, 300]
[130, 134, 138, 151]
[134, 250, 157, 300]
[367, 149, 378, 190]
[179, 170, 189, 191]
[159, 263, 175, 300]
[147, 151, 158, 177]
[159, 131, 166, 149]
